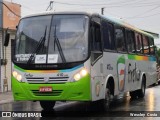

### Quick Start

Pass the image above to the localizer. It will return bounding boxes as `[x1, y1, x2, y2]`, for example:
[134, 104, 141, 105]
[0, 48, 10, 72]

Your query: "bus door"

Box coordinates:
[90, 17, 104, 101]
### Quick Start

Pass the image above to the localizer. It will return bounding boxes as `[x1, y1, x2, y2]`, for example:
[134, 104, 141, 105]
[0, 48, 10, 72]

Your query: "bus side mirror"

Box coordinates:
[11, 39, 16, 60]
[4, 33, 10, 47]
[1, 59, 8, 65]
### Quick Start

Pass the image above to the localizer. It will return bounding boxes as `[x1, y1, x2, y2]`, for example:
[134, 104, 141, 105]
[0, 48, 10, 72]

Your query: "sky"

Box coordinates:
[5, 0, 160, 46]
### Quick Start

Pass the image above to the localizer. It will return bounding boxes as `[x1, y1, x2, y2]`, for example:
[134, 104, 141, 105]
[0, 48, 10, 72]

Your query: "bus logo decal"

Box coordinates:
[44, 77, 49, 83]
[117, 55, 126, 92]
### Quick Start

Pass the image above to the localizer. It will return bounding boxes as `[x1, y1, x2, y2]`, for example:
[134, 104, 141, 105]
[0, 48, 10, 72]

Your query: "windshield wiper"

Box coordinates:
[54, 26, 66, 63]
[27, 26, 47, 64]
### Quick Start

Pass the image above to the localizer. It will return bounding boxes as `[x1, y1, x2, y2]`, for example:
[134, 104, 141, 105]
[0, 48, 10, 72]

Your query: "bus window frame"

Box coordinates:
[101, 19, 116, 52]
[114, 25, 127, 54]
[142, 35, 150, 56]
[125, 29, 136, 54]
[90, 16, 103, 52]
[135, 32, 144, 55]
[90, 16, 103, 65]
[148, 36, 155, 56]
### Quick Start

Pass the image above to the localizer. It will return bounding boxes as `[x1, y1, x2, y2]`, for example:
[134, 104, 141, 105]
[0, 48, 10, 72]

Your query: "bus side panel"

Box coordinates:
[102, 52, 156, 96]
[148, 60, 157, 86]
[90, 57, 105, 101]
[102, 52, 119, 96]
[126, 55, 157, 91]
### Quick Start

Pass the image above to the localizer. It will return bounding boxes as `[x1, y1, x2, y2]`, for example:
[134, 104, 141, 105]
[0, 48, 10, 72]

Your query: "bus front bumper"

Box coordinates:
[12, 75, 91, 101]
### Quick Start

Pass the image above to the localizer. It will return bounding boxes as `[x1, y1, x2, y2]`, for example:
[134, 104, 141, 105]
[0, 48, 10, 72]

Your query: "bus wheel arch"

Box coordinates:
[106, 76, 115, 96]
[130, 73, 146, 99]
[99, 75, 115, 111]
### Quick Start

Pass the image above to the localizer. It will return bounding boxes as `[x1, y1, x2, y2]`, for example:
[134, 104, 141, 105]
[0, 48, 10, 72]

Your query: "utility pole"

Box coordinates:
[101, 7, 105, 15]
[0, 0, 2, 92]
[46, 1, 54, 11]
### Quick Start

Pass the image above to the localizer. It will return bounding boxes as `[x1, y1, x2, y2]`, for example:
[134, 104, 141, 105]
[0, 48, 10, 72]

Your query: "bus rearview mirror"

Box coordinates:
[4, 33, 10, 47]
[11, 39, 16, 60]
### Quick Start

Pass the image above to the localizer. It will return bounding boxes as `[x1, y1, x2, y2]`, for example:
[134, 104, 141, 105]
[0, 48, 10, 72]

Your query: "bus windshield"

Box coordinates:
[15, 14, 89, 65]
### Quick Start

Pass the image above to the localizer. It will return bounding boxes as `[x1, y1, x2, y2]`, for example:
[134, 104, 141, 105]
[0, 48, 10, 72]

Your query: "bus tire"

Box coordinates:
[39, 101, 56, 110]
[130, 91, 137, 99]
[98, 83, 112, 111]
[137, 77, 146, 98]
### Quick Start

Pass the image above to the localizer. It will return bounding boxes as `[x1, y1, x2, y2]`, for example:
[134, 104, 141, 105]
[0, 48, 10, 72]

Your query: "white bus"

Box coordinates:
[5, 12, 157, 111]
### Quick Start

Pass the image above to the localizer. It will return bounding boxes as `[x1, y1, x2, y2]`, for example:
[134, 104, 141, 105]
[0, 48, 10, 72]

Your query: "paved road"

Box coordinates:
[0, 84, 160, 120]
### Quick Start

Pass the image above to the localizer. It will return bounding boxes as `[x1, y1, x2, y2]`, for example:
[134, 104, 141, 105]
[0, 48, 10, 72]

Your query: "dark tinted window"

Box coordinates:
[142, 35, 150, 55]
[102, 20, 115, 50]
[135, 33, 143, 54]
[91, 22, 101, 51]
[115, 26, 126, 52]
[91, 17, 102, 63]
[126, 30, 135, 53]
[149, 37, 155, 55]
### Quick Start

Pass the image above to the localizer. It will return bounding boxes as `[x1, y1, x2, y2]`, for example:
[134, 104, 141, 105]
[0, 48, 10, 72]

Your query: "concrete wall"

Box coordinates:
[0, 30, 15, 92]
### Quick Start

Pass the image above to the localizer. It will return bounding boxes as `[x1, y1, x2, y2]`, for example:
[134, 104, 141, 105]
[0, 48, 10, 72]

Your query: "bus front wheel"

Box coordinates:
[39, 101, 56, 110]
[98, 83, 112, 111]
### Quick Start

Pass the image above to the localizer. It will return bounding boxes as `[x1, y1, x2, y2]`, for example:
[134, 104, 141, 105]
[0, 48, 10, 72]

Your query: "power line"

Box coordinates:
[127, 11, 160, 19]
[0, 1, 21, 18]
[53, 0, 160, 8]
[125, 5, 160, 19]
[53, 0, 156, 7]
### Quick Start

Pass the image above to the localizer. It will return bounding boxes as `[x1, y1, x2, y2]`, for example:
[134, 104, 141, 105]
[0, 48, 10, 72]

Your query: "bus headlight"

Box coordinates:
[73, 68, 88, 81]
[74, 73, 81, 81]
[16, 74, 22, 81]
[12, 71, 22, 82]
[80, 69, 87, 76]
[12, 71, 18, 78]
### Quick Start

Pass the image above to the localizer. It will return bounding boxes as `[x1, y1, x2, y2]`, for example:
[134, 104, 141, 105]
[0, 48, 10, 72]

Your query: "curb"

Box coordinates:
[0, 91, 13, 105]
[0, 99, 14, 105]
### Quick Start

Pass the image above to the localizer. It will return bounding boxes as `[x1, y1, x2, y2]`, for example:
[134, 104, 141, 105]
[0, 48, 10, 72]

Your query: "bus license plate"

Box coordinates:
[39, 86, 52, 92]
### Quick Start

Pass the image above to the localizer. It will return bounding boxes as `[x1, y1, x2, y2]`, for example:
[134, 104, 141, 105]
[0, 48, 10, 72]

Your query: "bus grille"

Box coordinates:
[31, 90, 63, 96]
[26, 77, 69, 84]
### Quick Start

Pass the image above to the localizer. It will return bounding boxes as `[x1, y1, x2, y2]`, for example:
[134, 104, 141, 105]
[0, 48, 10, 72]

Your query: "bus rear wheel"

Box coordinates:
[39, 101, 56, 110]
[130, 77, 146, 99]
[130, 91, 137, 99]
[137, 78, 146, 98]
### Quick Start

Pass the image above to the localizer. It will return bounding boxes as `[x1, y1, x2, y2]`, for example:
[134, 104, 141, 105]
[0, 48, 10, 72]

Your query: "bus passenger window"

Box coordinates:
[149, 37, 155, 55]
[102, 20, 115, 50]
[91, 22, 102, 51]
[135, 33, 143, 54]
[91, 18, 103, 63]
[115, 27, 126, 52]
[126, 30, 135, 53]
[142, 35, 150, 55]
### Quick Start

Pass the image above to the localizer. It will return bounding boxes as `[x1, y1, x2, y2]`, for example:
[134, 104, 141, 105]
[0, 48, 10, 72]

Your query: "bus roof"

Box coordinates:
[22, 11, 92, 19]
[22, 11, 154, 38]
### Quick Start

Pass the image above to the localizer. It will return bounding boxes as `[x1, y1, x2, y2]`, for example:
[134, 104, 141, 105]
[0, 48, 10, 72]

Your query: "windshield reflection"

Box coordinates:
[15, 15, 89, 64]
